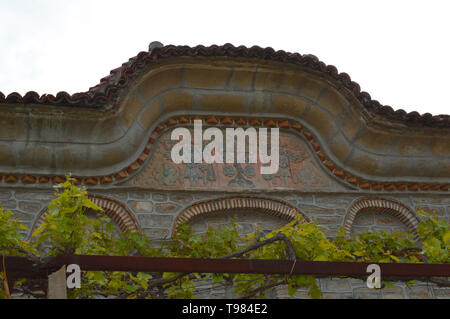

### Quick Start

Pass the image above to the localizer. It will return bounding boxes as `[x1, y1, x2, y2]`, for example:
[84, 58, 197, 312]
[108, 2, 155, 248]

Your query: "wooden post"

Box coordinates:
[2, 256, 10, 299]
[2, 275, 10, 299]
[47, 265, 67, 299]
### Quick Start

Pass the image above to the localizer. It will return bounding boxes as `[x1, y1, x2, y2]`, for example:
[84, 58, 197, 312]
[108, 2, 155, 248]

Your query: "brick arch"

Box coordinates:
[343, 197, 420, 238]
[31, 194, 139, 235]
[173, 196, 309, 235]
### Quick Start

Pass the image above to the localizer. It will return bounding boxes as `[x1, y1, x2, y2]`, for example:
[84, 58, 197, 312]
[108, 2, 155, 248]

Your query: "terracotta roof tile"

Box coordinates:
[0, 44, 448, 128]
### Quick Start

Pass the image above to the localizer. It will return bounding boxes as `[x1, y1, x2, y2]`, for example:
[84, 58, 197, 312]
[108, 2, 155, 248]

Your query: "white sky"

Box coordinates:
[0, 0, 449, 115]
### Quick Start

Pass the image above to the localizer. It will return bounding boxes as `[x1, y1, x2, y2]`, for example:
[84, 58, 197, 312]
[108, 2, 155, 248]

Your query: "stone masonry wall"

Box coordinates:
[2, 188, 449, 299]
[3, 188, 449, 240]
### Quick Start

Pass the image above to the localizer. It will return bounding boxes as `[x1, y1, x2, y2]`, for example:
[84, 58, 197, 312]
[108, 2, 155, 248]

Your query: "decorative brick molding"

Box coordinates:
[31, 194, 139, 235]
[172, 196, 309, 235]
[1, 115, 448, 193]
[343, 197, 421, 238]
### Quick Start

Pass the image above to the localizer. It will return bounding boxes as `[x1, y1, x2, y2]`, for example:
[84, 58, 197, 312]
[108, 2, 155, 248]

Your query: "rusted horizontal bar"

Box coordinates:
[2, 255, 449, 278]
[2, 257, 38, 274]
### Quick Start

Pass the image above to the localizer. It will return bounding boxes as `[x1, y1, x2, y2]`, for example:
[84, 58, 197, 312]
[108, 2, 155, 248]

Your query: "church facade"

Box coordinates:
[1, 44, 449, 298]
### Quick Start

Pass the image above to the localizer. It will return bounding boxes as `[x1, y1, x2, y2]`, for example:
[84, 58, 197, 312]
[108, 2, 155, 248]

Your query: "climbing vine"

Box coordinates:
[0, 177, 449, 299]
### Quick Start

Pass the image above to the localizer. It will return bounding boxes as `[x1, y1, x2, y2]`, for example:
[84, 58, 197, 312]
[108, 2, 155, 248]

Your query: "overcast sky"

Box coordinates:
[0, 0, 449, 115]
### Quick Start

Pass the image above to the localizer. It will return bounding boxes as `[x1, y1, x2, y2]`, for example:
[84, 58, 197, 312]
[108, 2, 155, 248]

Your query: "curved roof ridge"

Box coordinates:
[0, 43, 448, 128]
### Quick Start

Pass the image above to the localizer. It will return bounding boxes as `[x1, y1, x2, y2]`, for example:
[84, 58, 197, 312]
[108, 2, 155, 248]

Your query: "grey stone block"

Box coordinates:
[138, 214, 173, 228]
[153, 194, 168, 202]
[14, 191, 54, 201]
[0, 191, 12, 200]
[128, 201, 153, 214]
[155, 203, 180, 214]
[18, 201, 42, 213]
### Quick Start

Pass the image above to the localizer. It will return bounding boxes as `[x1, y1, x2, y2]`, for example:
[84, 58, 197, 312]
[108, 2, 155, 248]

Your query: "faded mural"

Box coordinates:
[129, 129, 346, 192]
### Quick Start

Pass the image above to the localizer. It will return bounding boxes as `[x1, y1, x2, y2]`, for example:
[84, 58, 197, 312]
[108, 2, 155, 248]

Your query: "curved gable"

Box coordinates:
[0, 45, 448, 193]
